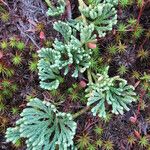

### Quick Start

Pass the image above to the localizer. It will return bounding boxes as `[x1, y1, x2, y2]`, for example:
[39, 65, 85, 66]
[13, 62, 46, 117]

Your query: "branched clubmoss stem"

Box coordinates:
[72, 69, 98, 119]
[45, 0, 51, 7]
[91, 72, 97, 83]
[73, 106, 90, 119]
[78, 0, 87, 25]
[87, 68, 93, 84]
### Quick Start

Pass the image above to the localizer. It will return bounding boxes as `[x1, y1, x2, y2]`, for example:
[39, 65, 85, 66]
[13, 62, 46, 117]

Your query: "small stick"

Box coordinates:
[66, 0, 72, 20]
[0, 0, 8, 7]
[137, 90, 146, 116]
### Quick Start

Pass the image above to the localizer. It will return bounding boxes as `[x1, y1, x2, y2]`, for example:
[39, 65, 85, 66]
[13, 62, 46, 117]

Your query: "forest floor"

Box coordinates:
[0, 0, 150, 150]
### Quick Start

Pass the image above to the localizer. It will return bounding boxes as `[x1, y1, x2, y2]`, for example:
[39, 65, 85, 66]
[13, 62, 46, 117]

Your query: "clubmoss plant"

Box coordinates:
[78, 0, 118, 37]
[38, 0, 117, 90]
[38, 22, 95, 90]
[5, 98, 77, 150]
[85, 66, 137, 118]
[37, 47, 63, 90]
